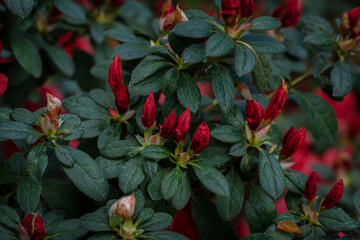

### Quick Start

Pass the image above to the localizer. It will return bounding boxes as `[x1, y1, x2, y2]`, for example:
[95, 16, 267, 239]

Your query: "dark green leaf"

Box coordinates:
[234, 44, 255, 77]
[80, 212, 111, 232]
[251, 16, 281, 31]
[101, 140, 136, 159]
[258, 150, 285, 200]
[113, 43, 151, 61]
[129, 70, 164, 96]
[293, 91, 337, 144]
[59, 114, 84, 140]
[312, 56, 332, 77]
[220, 105, 245, 129]
[141, 145, 172, 161]
[161, 167, 182, 199]
[43, 210, 65, 232]
[211, 125, 244, 143]
[285, 170, 307, 195]
[147, 169, 167, 201]
[139, 212, 172, 231]
[205, 32, 234, 57]
[353, 190, 360, 214]
[27, 143, 48, 182]
[265, 224, 294, 240]
[172, 173, 191, 210]
[241, 34, 285, 53]
[176, 73, 201, 113]
[17, 174, 42, 213]
[63, 95, 109, 120]
[304, 33, 336, 46]
[210, 65, 235, 113]
[142, 160, 158, 178]
[229, 141, 248, 157]
[91, 22, 105, 44]
[10, 108, 35, 125]
[82, 120, 108, 138]
[118, 156, 144, 193]
[216, 168, 244, 221]
[182, 44, 207, 64]
[63, 147, 109, 201]
[193, 163, 229, 196]
[172, 20, 214, 38]
[330, 61, 352, 97]
[318, 208, 350, 232]
[0, 224, 18, 240]
[131, 56, 169, 84]
[185, 9, 216, 23]
[105, 26, 145, 44]
[97, 125, 122, 150]
[162, 68, 180, 96]
[44, 44, 74, 77]
[253, 51, 271, 93]
[96, 156, 124, 179]
[45, 219, 88, 240]
[0, 206, 21, 230]
[53, 0, 86, 21]
[197, 145, 231, 167]
[87, 233, 118, 240]
[55, 145, 74, 167]
[142, 231, 189, 240]
[4, 0, 34, 18]
[10, 35, 42, 78]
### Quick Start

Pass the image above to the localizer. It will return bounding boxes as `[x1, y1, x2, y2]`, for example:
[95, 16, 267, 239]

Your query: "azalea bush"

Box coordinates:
[0, 0, 360, 239]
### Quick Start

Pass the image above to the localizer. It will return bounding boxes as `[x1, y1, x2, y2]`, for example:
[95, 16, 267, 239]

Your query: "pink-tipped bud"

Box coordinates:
[109, 195, 136, 220]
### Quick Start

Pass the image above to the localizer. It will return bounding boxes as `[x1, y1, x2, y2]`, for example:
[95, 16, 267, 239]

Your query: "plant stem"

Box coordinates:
[288, 68, 313, 88]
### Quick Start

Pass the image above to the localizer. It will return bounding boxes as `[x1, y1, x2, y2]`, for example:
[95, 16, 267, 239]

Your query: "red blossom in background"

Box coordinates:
[280, 126, 306, 158]
[245, 99, 264, 130]
[190, 122, 209, 154]
[173, 108, 191, 143]
[141, 92, 156, 129]
[321, 179, 344, 209]
[271, 0, 303, 27]
[57, 31, 94, 57]
[0, 72, 8, 97]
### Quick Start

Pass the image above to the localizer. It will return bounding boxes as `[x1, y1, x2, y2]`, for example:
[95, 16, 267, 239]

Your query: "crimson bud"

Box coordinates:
[240, 0, 255, 19]
[173, 108, 191, 143]
[348, 7, 360, 38]
[141, 92, 155, 129]
[115, 86, 130, 114]
[280, 127, 306, 158]
[321, 179, 344, 209]
[190, 122, 210, 154]
[221, 0, 240, 27]
[108, 55, 123, 95]
[109, 195, 136, 219]
[245, 100, 264, 131]
[304, 172, 318, 202]
[160, 110, 177, 139]
[19, 213, 45, 240]
[264, 79, 288, 122]
[271, 0, 302, 27]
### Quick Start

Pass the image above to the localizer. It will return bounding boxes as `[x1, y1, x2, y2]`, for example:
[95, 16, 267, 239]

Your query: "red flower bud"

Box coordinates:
[271, 0, 302, 27]
[108, 55, 123, 95]
[321, 179, 344, 209]
[304, 172, 318, 202]
[348, 7, 360, 38]
[109, 195, 136, 219]
[0, 72, 8, 97]
[240, 0, 255, 19]
[141, 92, 155, 129]
[245, 100, 264, 130]
[160, 110, 177, 139]
[173, 108, 191, 143]
[19, 213, 45, 240]
[115, 86, 130, 114]
[221, 0, 240, 16]
[264, 79, 288, 122]
[110, 0, 126, 8]
[190, 122, 209, 154]
[280, 127, 306, 158]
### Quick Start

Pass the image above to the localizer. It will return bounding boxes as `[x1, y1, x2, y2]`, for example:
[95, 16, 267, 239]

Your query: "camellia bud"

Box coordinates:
[264, 79, 288, 122]
[173, 108, 191, 143]
[190, 122, 210, 154]
[109, 195, 136, 220]
[19, 213, 45, 240]
[245, 100, 264, 131]
[160, 110, 177, 139]
[271, 0, 302, 27]
[221, 0, 240, 27]
[141, 92, 155, 129]
[108, 55, 123, 95]
[304, 171, 318, 202]
[280, 127, 306, 158]
[115, 86, 130, 114]
[321, 179, 344, 209]
[240, 0, 255, 19]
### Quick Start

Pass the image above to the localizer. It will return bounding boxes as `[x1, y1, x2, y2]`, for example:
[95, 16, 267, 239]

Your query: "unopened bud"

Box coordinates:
[19, 213, 45, 240]
[109, 195, 136, 220]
